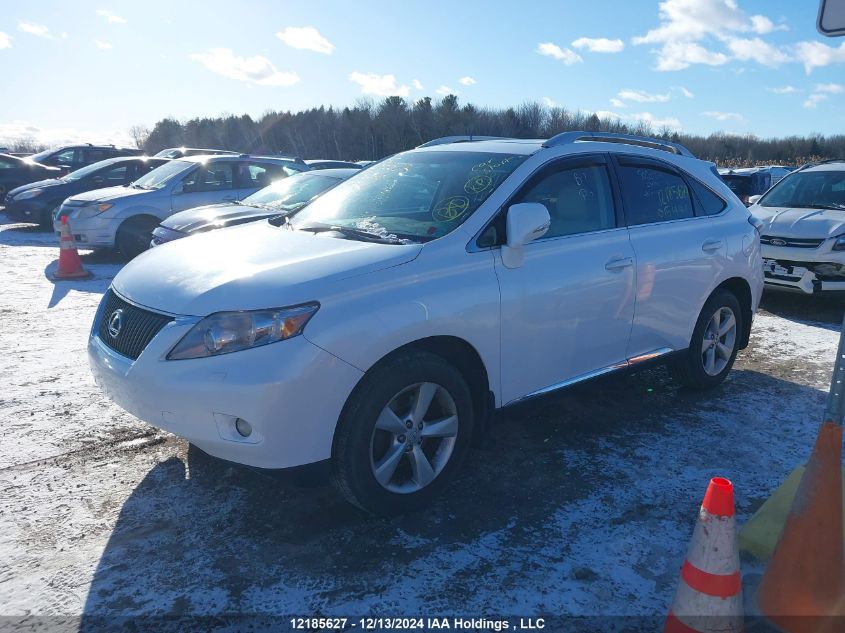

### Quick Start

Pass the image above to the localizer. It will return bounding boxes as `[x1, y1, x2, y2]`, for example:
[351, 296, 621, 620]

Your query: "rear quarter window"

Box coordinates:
[689, 179, 727, 216]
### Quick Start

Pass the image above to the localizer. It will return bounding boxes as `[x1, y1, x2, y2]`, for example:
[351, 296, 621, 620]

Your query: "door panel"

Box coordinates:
[494, 155, 635, 404]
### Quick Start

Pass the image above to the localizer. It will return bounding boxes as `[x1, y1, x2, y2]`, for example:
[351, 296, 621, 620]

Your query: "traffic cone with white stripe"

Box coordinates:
[53, 215, 90, 280]
[665, 477, 743, 633]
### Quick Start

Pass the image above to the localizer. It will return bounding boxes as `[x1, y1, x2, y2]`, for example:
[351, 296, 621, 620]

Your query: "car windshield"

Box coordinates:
[760, 170, 845, 209]
[154, 149, 180, 159]
[290, 150, 527, 241]
[132, 160, 193, 189]
[27, 149, 55, 163]
[243, 173, 342, 210]
[62, 161, 113, 182]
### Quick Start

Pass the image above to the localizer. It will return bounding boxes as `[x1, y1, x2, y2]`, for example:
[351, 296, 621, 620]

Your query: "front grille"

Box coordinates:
[97, 289, 174, 360]
[761, 235, 824, 249]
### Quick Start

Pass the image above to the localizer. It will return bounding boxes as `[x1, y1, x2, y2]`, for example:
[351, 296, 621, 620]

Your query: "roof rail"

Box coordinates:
[417, 135, 513, 148]
[542, 131, 695, 158]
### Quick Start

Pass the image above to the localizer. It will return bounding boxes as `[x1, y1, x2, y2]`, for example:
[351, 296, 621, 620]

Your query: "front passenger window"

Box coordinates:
[512, 164, 616, 238]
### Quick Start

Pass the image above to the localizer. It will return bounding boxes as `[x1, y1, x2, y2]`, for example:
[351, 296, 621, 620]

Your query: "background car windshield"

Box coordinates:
[291, 151, 527, 240]
[63, 161, 112, 182]
[133, 160, 192, 189]
[244, 174, 339, 210]
[760, 170, 845, 208]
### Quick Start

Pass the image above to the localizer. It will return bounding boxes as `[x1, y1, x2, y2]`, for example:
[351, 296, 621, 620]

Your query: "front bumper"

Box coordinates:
[88, 315, 364, 469]
[53, 212, 120, 248]
[4, 199, 52, 223]
[762, 253, 845, 294]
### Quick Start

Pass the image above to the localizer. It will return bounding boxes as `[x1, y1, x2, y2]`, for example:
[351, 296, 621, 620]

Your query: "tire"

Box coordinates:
[670, 289, 743, 390]
[38, 208, 55, 231]
[332, 350, 474, 515]
[116, 216, 159, 259]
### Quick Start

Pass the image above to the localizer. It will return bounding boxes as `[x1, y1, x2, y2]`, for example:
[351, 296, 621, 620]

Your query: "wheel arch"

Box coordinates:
[713, 276, 753, 349]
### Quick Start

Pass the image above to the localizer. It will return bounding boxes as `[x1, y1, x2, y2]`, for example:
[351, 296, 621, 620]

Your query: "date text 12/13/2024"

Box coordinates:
[290, 617, 546, 630]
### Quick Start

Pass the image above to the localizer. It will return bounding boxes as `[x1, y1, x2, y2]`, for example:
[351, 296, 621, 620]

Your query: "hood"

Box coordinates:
[112, 221, 422, 316]
[751, 205, 845, 239]
[8, 178, 65, 197]
[160, 203, 275, 234]
[66, 185, 150, 205]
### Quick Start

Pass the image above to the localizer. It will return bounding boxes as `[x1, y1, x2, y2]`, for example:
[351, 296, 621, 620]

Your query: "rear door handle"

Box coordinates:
[605, 256, 634, 271]
[702, 239, 724, 253]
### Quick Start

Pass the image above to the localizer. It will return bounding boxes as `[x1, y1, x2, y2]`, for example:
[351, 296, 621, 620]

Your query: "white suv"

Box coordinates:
[749, 161, 845, 293]
[88, 133, 763, 513]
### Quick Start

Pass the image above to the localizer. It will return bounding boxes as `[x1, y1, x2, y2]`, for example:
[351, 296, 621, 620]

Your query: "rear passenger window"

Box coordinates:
[513, 163, 616, 238]
[690, 179, 727, 216]
[618, 165, 694, 225]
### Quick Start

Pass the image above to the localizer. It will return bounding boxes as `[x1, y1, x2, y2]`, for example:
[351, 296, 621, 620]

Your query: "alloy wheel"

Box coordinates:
[701, 306, 737, 376]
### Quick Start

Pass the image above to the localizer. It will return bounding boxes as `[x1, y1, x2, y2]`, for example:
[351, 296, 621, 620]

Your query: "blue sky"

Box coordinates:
[1, 0, 844, 147]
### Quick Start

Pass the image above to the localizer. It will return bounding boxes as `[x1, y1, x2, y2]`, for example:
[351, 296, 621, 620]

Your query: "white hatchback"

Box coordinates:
[88, 133, 763, 513]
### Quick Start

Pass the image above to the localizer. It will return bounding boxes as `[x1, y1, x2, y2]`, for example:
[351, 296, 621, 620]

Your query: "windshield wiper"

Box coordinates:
[810, 202, 845, 211]
[295, 222, 407, 244]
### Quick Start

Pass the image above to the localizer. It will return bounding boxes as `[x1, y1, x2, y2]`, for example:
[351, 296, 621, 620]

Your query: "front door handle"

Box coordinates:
[702, 239, 724, 253]
[605, 256, 634, 271]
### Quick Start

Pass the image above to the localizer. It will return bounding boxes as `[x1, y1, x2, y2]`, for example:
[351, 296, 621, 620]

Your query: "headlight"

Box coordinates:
[167, 303, 320, 360]
[15, 188, 42, 200]
[834, 235, 845, 251]
[74, 203, 114, 219]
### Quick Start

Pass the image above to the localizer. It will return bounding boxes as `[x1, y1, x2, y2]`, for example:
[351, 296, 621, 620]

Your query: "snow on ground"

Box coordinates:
[0, 212, 841, 630]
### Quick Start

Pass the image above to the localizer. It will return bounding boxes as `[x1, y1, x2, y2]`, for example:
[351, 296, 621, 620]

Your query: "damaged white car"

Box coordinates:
[750, 161, 845, 293]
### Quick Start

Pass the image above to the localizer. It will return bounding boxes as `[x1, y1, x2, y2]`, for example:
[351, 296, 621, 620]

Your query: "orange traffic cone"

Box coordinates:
[665, 477, 743, 633]
[756, 317, 845, 633]
[53, 215, 90, 280]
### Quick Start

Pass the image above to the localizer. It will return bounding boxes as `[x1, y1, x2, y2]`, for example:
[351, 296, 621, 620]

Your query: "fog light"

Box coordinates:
[235, 418, 252, 437]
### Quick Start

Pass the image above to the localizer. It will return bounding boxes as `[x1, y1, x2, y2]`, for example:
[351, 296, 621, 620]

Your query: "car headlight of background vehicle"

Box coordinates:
[167, 303, 320, 360]
[74, 203, 114, 219]
[15, 188, 43, 200]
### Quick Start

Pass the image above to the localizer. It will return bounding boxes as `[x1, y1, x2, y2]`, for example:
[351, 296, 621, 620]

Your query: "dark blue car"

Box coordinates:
[4, 156, 169, 229]
[0, 153, 61, 203]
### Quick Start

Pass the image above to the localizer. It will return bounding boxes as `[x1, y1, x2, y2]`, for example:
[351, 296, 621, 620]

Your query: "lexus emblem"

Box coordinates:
[107, 309, 124, 338]
[770, 238, 787, 247]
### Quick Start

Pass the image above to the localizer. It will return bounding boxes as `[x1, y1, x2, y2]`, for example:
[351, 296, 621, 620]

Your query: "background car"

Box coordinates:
[150, 167, 358, 246]
[750, 160, 845, 293]
[0, 153, 61, 201]
[26, 144, 143, 174]
[5, 156, 169, 229]
[718, 165, 793, 206]
[303, 159, 363, 170]
[153, 147, 239, 159]
[55, 154, 310, 258]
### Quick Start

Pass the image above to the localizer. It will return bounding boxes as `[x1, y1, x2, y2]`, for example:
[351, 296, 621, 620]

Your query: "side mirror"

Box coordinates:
[502, 202, 551, 269]
[747, 194, 762, 206]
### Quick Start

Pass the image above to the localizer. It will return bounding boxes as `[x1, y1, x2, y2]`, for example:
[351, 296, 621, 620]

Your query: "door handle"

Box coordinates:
[701, 239, 724, 253]
[605, 256, 634, 271]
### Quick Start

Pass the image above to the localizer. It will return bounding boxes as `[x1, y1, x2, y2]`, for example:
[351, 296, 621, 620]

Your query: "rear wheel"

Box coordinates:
[670, 289, 742, 390]
[332, 350, 474, 515]
[116, 216, 159, 259]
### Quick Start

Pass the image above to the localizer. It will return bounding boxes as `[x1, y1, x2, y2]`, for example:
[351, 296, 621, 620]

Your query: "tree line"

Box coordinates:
[11, 95, 845, 167]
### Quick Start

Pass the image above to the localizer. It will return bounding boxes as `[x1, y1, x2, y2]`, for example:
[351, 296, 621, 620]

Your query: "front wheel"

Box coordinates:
[332, 350, 474, 515]
[670, 289, 742, 390]
[116, 216, 159, 260]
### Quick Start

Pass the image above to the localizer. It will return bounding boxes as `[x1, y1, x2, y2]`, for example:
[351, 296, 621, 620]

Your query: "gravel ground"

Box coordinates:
[0, 214, 841, 631]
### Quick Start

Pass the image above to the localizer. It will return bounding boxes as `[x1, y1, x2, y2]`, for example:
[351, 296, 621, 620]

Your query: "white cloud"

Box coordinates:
[189, 48, 300, 86]
[768, 85, 798, 94]
[815, 83, 844, 94]
[609, 98, 626, 108]
[536, 42, 582, 65]
[542, 97, 557, 107]
[571, 37, 624, 53]
[595, 110, 623, 120]
[633, 0, 785, 71]
[0, 32, 11, 49]
[275, 26, 334, 55]
[0, 120, 136, 148]
[618, 89, 671, 103]
[349, 72, 409, 97]
[436, 85, 456, 96]
[630, 111, 682, 130]
[18, 21, 55, 40]
[804, 94, 827, 109]
[459, 76, 476, 86]
[726, 37, 790, 67]
[94, 39, 112, 50]
[96, 9, 126, 24]
[677, 86, 695, 98]
[702, 111, 743, 121]
[412, 79, 423, 90]
[794, 40, 845, 74]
